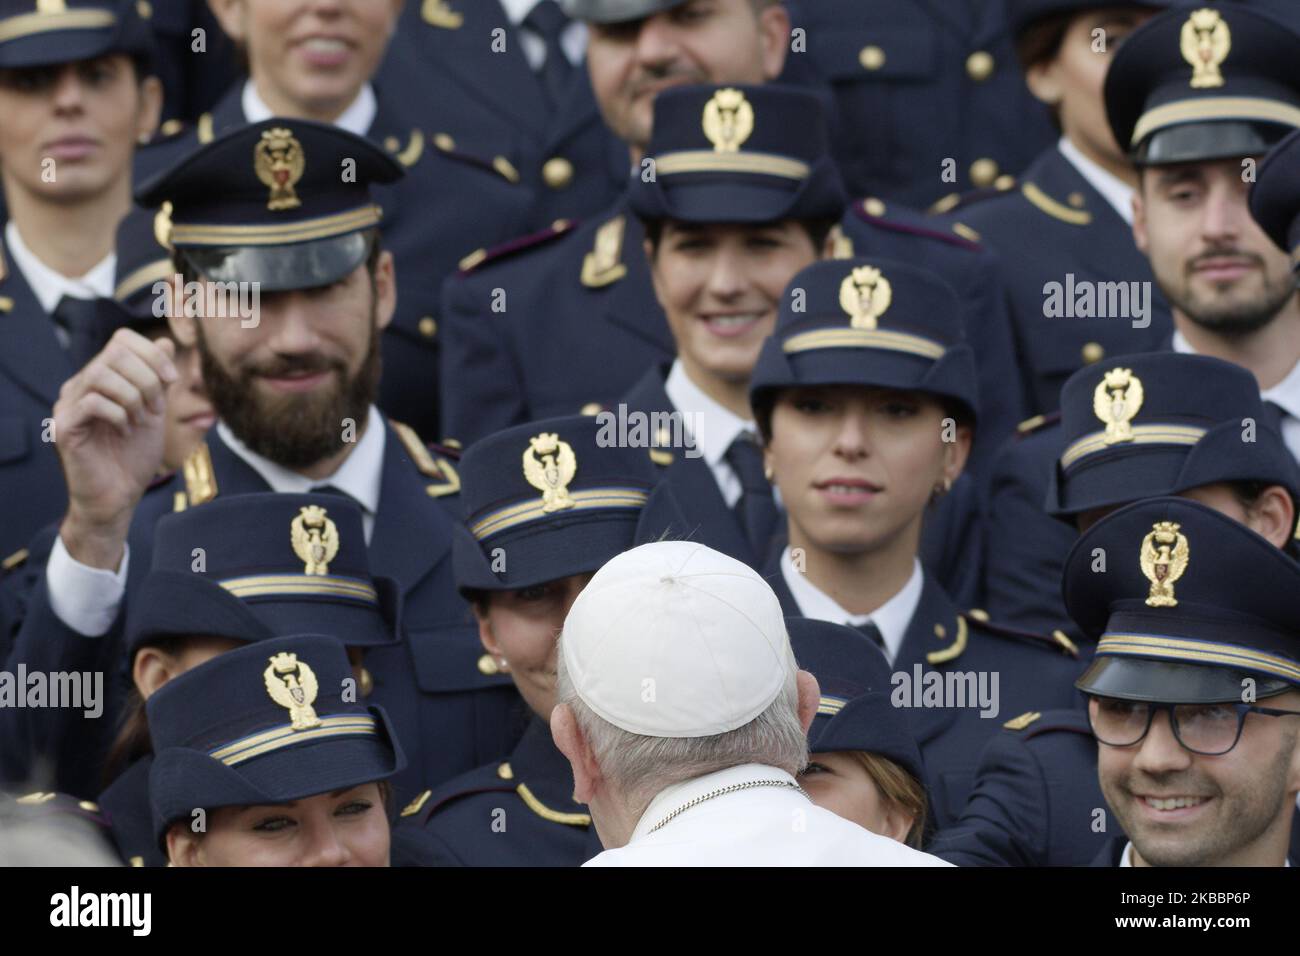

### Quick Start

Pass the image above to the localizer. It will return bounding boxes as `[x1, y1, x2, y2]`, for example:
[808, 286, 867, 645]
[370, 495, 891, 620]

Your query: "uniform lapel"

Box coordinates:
[205, 428, 278, 495]
[0, 234, 75, 405]
[367, 419, 453, 593]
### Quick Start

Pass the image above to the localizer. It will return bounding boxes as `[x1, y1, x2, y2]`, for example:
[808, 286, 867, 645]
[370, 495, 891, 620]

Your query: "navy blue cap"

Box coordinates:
[629, 84, 846, 226]
[148, 633, 404, 848]
[749, 258, 979, 426]
[128, 493, 401, 654]
[0, 0, 154, 70]
[1046, 352, 1300, 518]
[560, 0, 684, 24]
[1249, 127, 1300, 263]
[1007, 0, 1171, 38]
[454, 415, 686, 593]
[136, 118, 403, 291]
[1105, 4, 1300, 165]
[1067, 496, 1300, 703]
[110, 204, 172, 322]
[785, 618, 925, 785]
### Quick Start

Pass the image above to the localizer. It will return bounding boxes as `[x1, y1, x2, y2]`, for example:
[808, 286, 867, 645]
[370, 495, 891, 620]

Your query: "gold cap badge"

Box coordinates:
[1140, 521, 1189, 607]
[263, 652, 322, 730]
[253, 127, 306, 212]
[522, 433, 577, 513]
[290, 505, 339, 576]
[1180, 8, 1230, 90]
[840, 266, 892, 330]
[1093, 367, 1144, 444]
[702, 88, 754, 153]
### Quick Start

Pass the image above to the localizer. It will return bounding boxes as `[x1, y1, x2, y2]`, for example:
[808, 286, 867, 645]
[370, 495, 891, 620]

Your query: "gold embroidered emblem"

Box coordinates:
[1140, 521, 1190, 608]
[522, 433, 577, 513]
[263, 652, 322, 730]
[253, 128, 306, 212]
[580, 215, 627, 288]
[702, 88, 754, 153]
[182, 444, 217, 505]
[290, 505, 340, 575]
[839, 266, 892, 330]
[422, 0, 463, 28]
[1180, 8, 1230, 90]
[1093, 367, 1144, 444]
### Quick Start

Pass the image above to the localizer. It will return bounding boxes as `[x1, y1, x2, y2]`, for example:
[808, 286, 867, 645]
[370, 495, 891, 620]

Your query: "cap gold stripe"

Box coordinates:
[470, 487, 648, 541]
[1132, 97, 1300, 146]
[169, 205, 382, 248]
[782, 327, 946, 361]
[0, 10, 115, 43]
[1098, 633, 1300, 684]
[1060, 424, 1207, 469]
[218, 573, 378, 605]
[654, 150, 811, 181]
[114, 259, 173, 303]
[211, 715, 378, 766]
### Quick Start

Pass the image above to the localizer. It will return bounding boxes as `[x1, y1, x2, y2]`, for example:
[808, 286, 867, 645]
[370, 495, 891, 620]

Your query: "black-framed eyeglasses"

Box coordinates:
[1087, 696, 1300, 756]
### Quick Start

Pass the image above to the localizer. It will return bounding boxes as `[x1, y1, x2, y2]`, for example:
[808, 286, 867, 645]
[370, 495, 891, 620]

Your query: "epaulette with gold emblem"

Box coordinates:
[382, 129, 426, 169]
[851, 197, 985, 252]
[580, 214, 628, 288]
[456, 219, 579, 277]
[174, 444, 217, 512]
[961, 608, 1080, 659]
[1015, 410, 1061, 438]
[8, 791, 111, 827]
[1019, 181, 1093, 226]
[1, 548, 28, 574]
[1002, 710, 1041, 731]
[927, 178, 1017, 217]
[391, 419, 461, 498]
[429, 130, 523, 186]
[400, 790, 432, 818]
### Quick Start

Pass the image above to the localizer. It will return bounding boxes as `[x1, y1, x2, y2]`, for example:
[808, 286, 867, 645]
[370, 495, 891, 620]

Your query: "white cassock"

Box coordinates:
[584, 763, 953, 867]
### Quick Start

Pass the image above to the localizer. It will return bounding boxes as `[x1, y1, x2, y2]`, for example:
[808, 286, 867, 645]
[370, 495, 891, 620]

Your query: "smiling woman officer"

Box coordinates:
[748, 257, 1085, 831]
[150, 633, 404, 867]
[393, 414, 683, 866]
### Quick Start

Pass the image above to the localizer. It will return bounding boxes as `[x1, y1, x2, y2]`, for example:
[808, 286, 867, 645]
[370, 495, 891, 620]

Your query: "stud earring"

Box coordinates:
[763, 465, 774, 481]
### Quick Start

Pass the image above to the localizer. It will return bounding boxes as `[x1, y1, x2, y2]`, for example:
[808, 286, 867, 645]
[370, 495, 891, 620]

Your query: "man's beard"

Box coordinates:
[1160, 248, 1297, 338]
[197, 312, 382, 470]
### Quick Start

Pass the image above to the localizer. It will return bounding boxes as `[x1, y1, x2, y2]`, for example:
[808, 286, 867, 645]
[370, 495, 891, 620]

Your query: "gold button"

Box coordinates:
[859, 45, 886, 70]
[863, 197, 887, 217]
[1068, 192, 1086, 208]
[580, 402, 603, 416]
[477, 653, 499, 675]
[418, 316, 437, 339]
[543, 157, 574, 190]
[441, 437, 462, 450]
[78, 801, 99, 812]
[994, 174, 1016, 191]
[433, 132, 455, 152]
[384, 136, 400, 152]
[137, 0, 152, 19]
[970, 158, 999, 188]
[968, 608, 991, 623]
[497, 762, 514, 780]
[358, 667, 374, 698]
[159, 118, 183, 137]
[966, 50, 995, 82]
[1081, 342, 1105, 364]
[933, 624, 946, 639]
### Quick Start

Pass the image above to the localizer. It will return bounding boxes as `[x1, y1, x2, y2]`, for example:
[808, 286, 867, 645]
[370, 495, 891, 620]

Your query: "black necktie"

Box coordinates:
[53, 295, 106, 371]
[724, 432, 780, 559]
[854, 621, 886, 653]
[524, 0, 574, 111]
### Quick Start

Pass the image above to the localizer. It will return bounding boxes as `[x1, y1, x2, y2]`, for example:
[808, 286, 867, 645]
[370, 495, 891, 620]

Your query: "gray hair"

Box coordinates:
[554, 636, 809, 811]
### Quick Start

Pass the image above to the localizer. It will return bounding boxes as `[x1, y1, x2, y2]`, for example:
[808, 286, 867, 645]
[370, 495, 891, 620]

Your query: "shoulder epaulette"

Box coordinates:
[1002, 711, 1041, 731]
[1023, 708, 1093, 740]
[178, 444, 217, 511]
[457, 218, 579, 276]
[382, 128, 426, 169]
[927, 180, 1015, 216]
[8, 791, 111, 826]
[961, 608, 1080, 659]
[516, 783, 591, 827]
[430, 130, 522, 185]
[1020, 181, 1092, 226]
[852, 197, 983, 252]
[1, 547, 28, 573]
[1016, 410, 1061, 437]
[391, 419, 461, 498]
[400, 790, 432, 818]
[580, 214, 628, 288]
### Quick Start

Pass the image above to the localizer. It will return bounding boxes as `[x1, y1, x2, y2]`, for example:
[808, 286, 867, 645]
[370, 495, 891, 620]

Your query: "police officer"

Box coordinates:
[1250, 127, 1300, 275]
[1066, 497, 1300, 866]
[0, 0, 162, 561]
[439, 0, 794, 446]
[784, 0, 1057, 209]
[378, 0, 625, 229]
[394, 415, 683, 866]
[149, 633, 405, 867]
[748, 257, 1083, 830]
[3, 120, 515, 803]
[138, 0, 543, 442]
[935, 0, 1173, 417]
[984, 352, 1300, 634]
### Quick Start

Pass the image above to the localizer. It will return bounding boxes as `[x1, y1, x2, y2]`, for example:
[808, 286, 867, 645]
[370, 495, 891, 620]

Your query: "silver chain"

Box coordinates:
[647, 779, 809, 834]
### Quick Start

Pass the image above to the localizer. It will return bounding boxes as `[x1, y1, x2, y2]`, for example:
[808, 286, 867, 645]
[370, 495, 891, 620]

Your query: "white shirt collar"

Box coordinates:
[215, 404, 386, 541]
[1171, 329, 1300, 420]
[242, 79, 377, 138]
[663, 359, 755, 469]
[4, 220, 115, 315]
[1057, 136, 1134, 226]
[779, 549, 922, 664]
[629, 763, 800, 843]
